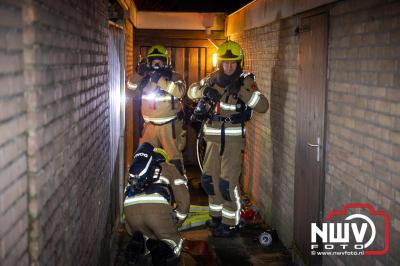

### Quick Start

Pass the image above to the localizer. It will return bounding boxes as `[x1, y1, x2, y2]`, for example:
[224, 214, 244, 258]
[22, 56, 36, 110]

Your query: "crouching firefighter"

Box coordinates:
[123, 142, 190, 265]
[127, 44, 187, 176]
[188, 40, 269, 237]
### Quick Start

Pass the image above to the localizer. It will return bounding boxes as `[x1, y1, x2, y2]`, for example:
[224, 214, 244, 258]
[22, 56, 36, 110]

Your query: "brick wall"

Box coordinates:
[22, 0, 110, 265]
[230, 16, 299, 247]
[230, 1, 400, 264]
[0, 1, 29, 265]
[324, 0, 400, 265]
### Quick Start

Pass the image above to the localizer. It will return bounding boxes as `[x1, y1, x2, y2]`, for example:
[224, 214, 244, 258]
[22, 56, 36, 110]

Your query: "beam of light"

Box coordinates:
[142, 92, 157, 100]
[212, 53, 218, 68]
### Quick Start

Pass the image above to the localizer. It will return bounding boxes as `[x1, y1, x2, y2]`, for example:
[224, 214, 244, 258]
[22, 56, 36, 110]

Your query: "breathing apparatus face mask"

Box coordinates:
[152, 63, 161, 70]
[150, 58, 166, 70]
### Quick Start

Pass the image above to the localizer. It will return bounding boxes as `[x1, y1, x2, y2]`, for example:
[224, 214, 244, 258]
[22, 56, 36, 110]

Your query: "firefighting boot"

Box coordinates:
[146, 239, 179, 266]
[212, 223, 237, 238]
[206, 216, 222, 229]
[125, 231, 145, 266]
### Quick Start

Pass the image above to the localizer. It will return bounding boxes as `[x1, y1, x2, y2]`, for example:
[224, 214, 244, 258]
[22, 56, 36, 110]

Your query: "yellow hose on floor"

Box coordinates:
[179, 205, 210, 231]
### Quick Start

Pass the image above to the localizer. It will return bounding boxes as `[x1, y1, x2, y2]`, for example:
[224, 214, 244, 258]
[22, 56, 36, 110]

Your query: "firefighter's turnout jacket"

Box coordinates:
[127, 72, 187, 173]
[188, 71, 268, 143]
[188, 71, 269, 226]
[124, 161, 190, 256]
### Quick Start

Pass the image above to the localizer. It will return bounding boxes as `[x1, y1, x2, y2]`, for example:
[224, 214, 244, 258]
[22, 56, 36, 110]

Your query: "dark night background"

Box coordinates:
[133, 0, 253, 13]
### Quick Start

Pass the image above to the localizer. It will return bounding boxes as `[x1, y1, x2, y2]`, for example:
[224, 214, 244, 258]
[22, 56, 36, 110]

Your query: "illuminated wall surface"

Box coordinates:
[0, 0, 399, 265]
[0, 1, 112, 265]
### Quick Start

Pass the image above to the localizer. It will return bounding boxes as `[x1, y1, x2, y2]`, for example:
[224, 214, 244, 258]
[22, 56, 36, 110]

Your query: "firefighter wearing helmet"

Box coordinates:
[188, 40, 269, 237]
[127, 45, 187, 176]
[124, 143, 190, 266]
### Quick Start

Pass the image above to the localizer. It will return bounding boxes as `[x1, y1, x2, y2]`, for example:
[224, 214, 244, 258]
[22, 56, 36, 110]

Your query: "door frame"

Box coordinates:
[108, 20, 126, 227]
[293, 6, 330, 265]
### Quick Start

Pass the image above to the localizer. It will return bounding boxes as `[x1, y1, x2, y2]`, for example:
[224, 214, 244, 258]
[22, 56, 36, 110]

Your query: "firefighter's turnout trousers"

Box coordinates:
[127, 72, 187, 174]
[188, 71, 269, 227]
[140, 120, 186, 175]
[124, 162, 190, 257]
[202, 140, 245, 226]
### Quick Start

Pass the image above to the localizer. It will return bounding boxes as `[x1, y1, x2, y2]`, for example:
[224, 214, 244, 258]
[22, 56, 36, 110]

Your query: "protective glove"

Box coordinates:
[159, 68, 173, 80]
[173, 210, 186, 227]
[149, 71, 162, 83]
[170, 211, 182, 227]
[225, 77, 243, 95]
[203, 86, 221, 102]
[136, 62, 150, 76]
[235, 100, 246, 112]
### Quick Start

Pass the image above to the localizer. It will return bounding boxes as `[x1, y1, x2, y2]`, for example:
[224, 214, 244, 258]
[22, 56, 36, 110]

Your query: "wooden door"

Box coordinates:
[124, 29, 225, 170]
[294, 12, 328, 265]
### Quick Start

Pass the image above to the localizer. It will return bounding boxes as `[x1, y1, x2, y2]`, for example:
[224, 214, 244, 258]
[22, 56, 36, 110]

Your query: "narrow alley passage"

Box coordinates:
[0, 0, 399, 266]
[112, 166, 292, 266]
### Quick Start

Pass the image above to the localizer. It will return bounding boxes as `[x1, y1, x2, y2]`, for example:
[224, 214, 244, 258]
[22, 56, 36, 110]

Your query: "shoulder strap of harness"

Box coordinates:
[220, 121, 225, 156]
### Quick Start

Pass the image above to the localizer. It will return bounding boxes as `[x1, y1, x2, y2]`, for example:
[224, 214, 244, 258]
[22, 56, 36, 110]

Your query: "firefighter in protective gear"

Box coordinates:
[127, 45, 187, 176]
[124, 142, 190, 266]
[188, 40, 269, 237]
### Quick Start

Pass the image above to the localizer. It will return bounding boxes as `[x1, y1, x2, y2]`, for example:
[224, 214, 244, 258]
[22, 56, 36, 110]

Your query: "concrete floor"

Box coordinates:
[112, 165, 292, 266]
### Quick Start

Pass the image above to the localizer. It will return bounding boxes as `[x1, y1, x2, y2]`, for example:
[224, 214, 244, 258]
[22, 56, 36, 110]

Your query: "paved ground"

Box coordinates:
[112, 165, 292, 266]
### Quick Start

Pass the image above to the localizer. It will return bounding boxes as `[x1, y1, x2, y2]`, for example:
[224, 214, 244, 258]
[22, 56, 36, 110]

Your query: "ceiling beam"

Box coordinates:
[134, 28, 226, 48]
[135, 29, 225, 40]
[136, 11, 225, 30]
[135, 37, 225, 48]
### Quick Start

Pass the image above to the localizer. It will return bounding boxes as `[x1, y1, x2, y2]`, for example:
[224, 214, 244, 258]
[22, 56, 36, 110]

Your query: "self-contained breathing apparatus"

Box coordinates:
[125, 143, 172, 202]
[190, 74, 253, 156]
[190, 95, 217, 123]
[136, 59, 181, 137]
[137, 59, 173, 82]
